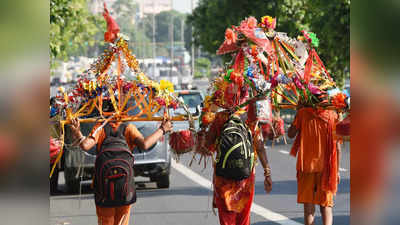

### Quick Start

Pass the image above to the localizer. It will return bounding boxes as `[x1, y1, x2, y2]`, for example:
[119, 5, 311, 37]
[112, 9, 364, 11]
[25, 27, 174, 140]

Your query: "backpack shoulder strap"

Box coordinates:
[118, 123, 128, 137]
[103, 123, 113, 137]
[103, 123, 128, 138]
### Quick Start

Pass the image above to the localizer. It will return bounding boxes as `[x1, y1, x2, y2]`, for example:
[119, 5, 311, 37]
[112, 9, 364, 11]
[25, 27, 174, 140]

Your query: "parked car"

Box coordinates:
[173, 90, 204, 116]
[57, 99, 171, 193]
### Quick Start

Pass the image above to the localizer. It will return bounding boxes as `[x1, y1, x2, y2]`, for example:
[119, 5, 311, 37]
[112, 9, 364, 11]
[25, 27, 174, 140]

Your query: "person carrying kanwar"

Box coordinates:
[288, 97, 341, 225]
[69, 99, 173, 225]
[203, 96, 273, 225]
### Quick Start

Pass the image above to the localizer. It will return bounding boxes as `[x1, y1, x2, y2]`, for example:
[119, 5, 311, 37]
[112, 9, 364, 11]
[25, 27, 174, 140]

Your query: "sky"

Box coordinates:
[172, 0, 199, 13]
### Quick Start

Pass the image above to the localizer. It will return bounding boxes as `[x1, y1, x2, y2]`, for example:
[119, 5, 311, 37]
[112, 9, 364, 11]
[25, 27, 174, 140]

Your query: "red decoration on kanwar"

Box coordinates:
[169, 130, 196, 154]
[103, 3, 120, 43]
[50, 138, 61, 164]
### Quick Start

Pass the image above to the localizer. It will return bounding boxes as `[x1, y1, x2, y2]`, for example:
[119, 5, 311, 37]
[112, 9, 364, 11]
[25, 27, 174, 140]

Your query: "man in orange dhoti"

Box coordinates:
[205, 102, 273, 225]
[288, 107, 341, 225]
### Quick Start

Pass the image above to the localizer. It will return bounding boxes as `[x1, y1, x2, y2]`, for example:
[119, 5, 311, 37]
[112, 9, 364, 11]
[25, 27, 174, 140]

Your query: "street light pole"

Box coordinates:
[170, 0, 174, 77]
[152, 0, 156, 78]
[191, 0, 195, 78]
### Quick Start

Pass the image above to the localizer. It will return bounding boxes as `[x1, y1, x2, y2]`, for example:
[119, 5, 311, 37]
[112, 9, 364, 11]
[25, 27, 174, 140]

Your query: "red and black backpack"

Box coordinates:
[94, 123, 136, 207]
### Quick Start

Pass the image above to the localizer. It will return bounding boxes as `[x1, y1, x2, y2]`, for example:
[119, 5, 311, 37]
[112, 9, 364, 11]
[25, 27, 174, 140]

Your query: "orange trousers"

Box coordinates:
[215, 177, 255, 225]
[217, 200, 252, 225]
[96, 205, 131, 225]
[297, 172, 334, 207]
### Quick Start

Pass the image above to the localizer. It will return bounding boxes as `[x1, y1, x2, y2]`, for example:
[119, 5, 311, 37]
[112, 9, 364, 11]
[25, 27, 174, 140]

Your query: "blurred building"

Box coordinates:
[89, 0, 116, 15]
[136, 0, 172, 17]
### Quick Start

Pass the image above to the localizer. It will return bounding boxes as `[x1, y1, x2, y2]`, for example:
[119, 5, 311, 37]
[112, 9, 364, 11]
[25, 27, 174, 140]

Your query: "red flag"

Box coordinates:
[103, 3, 120, 43]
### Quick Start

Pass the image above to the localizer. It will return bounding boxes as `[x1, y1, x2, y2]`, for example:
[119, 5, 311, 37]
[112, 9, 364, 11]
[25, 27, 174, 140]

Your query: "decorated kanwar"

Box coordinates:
[49, 3, 196, 225]
[189, 15, 349, 225]
[49, 5, 349, 225]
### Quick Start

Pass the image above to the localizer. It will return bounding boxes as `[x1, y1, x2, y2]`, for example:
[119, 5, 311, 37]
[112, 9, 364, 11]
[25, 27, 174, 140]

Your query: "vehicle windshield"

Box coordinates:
[178, 93, 202, 108]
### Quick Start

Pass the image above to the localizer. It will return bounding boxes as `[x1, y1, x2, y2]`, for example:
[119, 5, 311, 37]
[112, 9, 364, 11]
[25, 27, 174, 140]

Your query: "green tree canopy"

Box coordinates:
[50, 0, 104, 67]
[187, 0, 350, 87]
[143, 10, 187, 44]
[194, 57, 211, 78]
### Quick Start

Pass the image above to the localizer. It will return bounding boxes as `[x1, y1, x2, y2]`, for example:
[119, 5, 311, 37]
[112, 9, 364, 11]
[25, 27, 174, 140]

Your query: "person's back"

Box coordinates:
[70, 117, 172, 225]
[288, 107, 340, 225]
[290, 107, 338, 172]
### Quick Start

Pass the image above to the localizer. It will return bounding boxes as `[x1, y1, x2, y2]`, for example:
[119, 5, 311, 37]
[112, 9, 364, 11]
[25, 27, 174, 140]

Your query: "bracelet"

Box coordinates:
[264, 167, 271, 177]
[72, 135, 85, 147]
[78, 136, 86, 145]
[159, 126, 166, 135]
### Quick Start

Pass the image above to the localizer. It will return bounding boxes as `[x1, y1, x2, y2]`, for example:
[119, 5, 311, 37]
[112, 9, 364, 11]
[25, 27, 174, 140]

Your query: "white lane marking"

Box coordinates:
[339, 168, 348, 172]
[172, 159, 302, 225]
[279, 150, 290, 155]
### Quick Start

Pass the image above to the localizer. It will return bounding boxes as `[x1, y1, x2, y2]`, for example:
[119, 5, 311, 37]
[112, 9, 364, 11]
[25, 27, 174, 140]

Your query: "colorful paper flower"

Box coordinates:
[224, 28, 237, 45]
[159, 80, 174, 93]
[247, 16, 258, 29]
[230, 70, 244, 87]
[301, 30, 319, 47]
[201, 111, 216, 125]
[247, 66, 254, 78]
[331, 93, 347, 109]
[307, 82, 323, 95]
[293, 75, 305, 89]
[261, 16, 276, 30]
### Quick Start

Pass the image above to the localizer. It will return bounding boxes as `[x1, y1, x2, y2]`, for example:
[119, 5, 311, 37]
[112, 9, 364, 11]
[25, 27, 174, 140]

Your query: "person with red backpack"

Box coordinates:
[70, 113, 172, 225]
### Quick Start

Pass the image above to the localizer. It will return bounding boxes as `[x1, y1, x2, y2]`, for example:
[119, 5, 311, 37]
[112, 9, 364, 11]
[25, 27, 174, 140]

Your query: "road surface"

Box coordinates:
[50, 141, 349, 225]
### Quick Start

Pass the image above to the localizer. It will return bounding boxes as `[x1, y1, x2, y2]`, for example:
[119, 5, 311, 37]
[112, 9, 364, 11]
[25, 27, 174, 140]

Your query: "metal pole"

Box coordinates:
[170, 0, 174, 77]
[191, 0, 195, 78]
[181, 18, 184, 44]
[181, 17, 184, 71]
[152, 0, 156, 78]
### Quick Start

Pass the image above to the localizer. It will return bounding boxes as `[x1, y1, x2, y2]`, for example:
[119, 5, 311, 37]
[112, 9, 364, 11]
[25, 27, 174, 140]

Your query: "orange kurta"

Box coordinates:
[291, 108, 338, 173]
[290, 107, 338, 206]
[90, 122, 143, 152]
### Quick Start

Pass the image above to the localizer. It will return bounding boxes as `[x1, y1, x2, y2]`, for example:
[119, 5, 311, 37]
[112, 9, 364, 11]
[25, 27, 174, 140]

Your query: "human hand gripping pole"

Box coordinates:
[264, 167, 272, 193]
[160, 108, 173, 134]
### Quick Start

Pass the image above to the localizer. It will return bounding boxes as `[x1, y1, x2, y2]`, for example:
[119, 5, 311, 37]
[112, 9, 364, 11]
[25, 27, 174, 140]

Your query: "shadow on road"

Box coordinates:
[50, 181, 212, 199]
[252, 215, 349, 225]
[253, 178, 350, 196]
[137, 185, 212, 198]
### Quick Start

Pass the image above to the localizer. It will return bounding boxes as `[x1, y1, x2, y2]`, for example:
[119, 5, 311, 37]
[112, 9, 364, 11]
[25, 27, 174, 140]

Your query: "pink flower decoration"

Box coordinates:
[224, 28, 237, 45]
[247, 16, 258, 29]
[307, 83, 323, 95]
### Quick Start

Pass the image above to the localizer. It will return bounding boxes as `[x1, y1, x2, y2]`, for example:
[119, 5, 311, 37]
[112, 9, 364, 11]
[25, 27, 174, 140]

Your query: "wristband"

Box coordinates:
[159, 126, 166, 135]
[264, 167, 271, 177]
[78, 136, 86, 145]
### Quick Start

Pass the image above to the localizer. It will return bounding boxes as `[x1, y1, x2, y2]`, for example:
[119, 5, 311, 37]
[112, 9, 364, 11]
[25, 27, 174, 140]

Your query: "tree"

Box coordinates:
[143, 10, 186, 43]
[187, 0, 350, 86]
[140, 10, 187, 57]
[111, 0, 153, 58]
[50, 0, 104, 68]
[194, 57, 211, 78]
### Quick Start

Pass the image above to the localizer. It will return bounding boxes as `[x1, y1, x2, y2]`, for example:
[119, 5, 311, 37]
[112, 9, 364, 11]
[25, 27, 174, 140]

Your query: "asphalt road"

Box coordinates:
[50, 140, 349, 225]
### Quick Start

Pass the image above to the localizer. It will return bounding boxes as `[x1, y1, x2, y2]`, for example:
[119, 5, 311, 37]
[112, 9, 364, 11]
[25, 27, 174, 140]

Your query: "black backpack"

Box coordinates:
[94, 123, 136, 207]
[215, 115, 255, 180]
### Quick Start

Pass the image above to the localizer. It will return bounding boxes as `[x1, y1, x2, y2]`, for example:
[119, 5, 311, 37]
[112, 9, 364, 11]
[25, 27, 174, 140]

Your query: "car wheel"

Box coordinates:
[64, 168, 80, 193]
[49, 166, 59, 195]
[156, 174, 170, 189]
